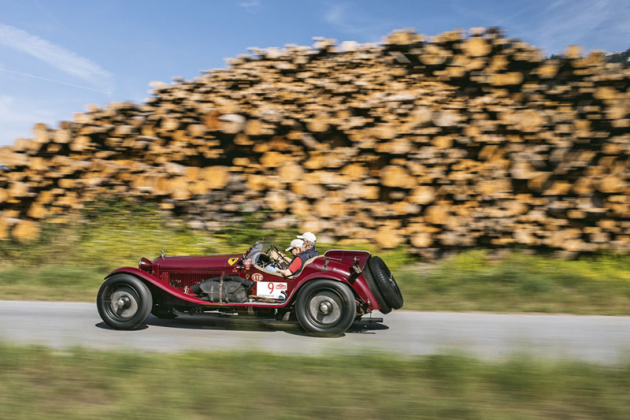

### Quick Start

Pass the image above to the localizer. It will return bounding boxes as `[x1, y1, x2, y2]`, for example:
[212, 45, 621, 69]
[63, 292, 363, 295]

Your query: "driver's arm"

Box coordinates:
[278, 257, 302, 277]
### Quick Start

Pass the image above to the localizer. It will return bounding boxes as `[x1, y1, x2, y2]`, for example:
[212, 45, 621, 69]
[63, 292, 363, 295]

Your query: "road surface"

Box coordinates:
[1, 300, 629, 363]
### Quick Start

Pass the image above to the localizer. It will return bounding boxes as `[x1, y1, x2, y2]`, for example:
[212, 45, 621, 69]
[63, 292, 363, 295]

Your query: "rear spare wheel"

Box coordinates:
[367, 256, 404, 310]
[362, 264, 392, 314]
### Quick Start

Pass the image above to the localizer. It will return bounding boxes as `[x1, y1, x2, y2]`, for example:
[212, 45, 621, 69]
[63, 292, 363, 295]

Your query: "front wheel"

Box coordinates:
[295, 280, 356, 337]
[97, 274, 152, 330]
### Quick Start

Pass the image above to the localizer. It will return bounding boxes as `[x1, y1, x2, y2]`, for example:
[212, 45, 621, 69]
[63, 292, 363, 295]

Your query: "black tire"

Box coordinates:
[97, 274, 153, 330]
[362, 264, 392, 314]
[295, 280, 356, 337]
[368, 256, 404, 310]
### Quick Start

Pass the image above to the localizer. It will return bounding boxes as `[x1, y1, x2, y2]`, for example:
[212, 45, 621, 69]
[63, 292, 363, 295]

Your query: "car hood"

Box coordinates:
[153, 254, 242, 271]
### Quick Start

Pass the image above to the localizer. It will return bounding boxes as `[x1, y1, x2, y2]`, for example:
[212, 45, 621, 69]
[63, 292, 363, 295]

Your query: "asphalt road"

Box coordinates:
[1, 300, 629, 363]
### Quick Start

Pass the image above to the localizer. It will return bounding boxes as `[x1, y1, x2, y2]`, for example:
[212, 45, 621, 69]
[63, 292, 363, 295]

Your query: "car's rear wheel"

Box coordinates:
[97, 274, 152, 330]
[295, 280, 356, 337]
[368, 256, 404, 310]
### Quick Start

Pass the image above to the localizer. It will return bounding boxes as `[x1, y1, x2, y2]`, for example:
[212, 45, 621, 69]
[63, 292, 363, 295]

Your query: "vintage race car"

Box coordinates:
[96, 239, 403, 336]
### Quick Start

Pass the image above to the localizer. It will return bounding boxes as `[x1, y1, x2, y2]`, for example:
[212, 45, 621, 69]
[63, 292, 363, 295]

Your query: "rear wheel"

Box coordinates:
[295, 280, 356, 337]
[97, 274, 152, 330]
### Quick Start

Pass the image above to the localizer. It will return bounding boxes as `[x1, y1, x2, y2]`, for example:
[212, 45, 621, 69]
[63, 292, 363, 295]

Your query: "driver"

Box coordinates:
[277, 232, 318, 277]
[267, 239, 304, 271]
[279, 239, 305, 266]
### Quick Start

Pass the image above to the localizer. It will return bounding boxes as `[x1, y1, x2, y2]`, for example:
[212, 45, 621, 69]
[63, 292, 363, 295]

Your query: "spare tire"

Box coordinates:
[368, 256, 404, 310]
[362, 263, 391, 314]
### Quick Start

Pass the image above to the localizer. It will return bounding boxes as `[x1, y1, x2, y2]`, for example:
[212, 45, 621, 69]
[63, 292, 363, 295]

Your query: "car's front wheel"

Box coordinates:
[97, 274, 152, 330]
[295, 280, 356, 337]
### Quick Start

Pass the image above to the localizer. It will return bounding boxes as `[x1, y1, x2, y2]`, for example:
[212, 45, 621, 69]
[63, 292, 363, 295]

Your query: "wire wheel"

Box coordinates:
[296, 280, 356, 337]
[106, 286, 140, 321]
[97, 274, 152, 330]
[306, 290, 344, 327]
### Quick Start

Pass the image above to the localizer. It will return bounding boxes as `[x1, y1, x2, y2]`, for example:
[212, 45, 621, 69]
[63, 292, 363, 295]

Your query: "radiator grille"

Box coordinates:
[168, 272, 221, 289]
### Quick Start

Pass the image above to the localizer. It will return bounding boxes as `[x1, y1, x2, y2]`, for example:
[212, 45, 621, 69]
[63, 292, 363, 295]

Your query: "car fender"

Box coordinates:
[105, 267, 206, 305]
[289, 271, 377, 309]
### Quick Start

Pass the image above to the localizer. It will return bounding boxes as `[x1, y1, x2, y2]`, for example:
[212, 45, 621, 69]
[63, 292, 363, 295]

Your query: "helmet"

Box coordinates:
[285, 239, 304, 252]
[297, 232, 317, 244]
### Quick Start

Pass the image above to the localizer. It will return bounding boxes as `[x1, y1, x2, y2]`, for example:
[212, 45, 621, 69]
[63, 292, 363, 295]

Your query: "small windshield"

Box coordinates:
[244, 239, 274, 265]
[244, 238, 290, 276]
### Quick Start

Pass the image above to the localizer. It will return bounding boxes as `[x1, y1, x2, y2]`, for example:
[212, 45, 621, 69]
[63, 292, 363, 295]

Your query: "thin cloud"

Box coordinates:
[324, 4, 348, 26]
[449, 0, 630, 54]
[0, 67, 112, 94]
[31, 0, 63, 27]
[239, 1, 262, 14]
[323, 2, 394, 42]
[0, 95, 65, 146]
[532, 0, 630, 53]
[0, 23, 113, 94]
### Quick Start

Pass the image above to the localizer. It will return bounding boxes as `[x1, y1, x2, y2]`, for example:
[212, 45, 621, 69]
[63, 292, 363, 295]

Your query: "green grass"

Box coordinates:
[1, 343, 629, 419]
[0, 198, 629, 314]
[397, 250, 630, 314]
[0, 266, 108, 301]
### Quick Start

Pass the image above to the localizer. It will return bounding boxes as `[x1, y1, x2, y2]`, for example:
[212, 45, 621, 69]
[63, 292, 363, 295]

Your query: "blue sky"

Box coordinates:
[0, 0, 628, 146]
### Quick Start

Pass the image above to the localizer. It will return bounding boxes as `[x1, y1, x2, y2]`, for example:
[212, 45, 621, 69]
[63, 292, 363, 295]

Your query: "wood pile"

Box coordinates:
[0, 27, 629, 256]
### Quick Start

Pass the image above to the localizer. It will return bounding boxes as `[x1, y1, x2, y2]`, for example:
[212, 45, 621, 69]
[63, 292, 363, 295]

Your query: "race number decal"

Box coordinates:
[257, 282, 287, 299]
[251, 273, 263, 281]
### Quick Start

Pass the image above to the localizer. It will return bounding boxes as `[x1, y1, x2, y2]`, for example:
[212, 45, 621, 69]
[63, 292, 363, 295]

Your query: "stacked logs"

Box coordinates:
[0, 27, 629, 256]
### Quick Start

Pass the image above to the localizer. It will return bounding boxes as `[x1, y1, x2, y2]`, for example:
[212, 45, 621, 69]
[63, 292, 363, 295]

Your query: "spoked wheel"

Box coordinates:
[97, 274, 152, 330]
[295, 280, 356, 337]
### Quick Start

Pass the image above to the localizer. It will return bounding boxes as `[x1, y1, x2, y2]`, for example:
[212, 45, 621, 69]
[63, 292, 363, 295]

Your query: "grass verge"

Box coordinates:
[0, 266, 107, 302]
[0, 199, 629, 314]
[398, 250, 630, 314]
[1, 344, 629, 419]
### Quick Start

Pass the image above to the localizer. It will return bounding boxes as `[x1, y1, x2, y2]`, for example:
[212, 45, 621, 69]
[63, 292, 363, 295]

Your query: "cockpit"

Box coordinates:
[244, 239, 287, 274]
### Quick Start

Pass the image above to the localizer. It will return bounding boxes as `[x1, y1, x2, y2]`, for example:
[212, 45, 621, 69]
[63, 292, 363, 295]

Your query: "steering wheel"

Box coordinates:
[266, 245, 282, 262]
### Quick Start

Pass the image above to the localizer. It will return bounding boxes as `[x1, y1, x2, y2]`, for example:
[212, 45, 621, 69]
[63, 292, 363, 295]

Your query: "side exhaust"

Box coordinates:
[356, 316, 384, 323]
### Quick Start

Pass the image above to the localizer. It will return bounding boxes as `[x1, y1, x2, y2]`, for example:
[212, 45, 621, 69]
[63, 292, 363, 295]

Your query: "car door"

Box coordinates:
[247, 266, 292, 301]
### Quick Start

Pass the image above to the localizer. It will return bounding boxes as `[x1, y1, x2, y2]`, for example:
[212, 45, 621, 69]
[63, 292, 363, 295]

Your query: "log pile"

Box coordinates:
[0, 27, 629, 256]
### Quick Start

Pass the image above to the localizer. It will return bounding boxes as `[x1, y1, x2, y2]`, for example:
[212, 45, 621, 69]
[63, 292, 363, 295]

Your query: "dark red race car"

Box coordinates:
[96, 239, 403, 336]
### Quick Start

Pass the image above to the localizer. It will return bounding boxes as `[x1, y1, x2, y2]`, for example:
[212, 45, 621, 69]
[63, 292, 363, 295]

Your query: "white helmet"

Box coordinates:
[285, 238, 304, 252]
[297, 232, 316, 245]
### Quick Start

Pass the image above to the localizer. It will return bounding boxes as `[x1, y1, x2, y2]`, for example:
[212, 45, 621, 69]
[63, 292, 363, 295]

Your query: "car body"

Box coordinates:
[97, 239, 404, 336]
